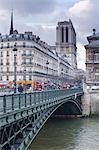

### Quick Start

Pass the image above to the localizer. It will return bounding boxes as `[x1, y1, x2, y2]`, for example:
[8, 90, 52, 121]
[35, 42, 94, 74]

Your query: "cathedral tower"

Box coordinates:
[56, 19, 77, 68]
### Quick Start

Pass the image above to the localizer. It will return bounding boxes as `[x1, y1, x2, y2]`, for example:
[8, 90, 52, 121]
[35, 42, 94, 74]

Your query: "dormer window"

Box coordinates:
[7, 51, 9, 56]
[23, 42, 26, 47]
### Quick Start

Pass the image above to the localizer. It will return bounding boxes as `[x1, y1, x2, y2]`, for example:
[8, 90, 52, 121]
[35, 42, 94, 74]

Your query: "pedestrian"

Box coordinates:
[18, 84, 23, 93]
[28, 86, 33, 93]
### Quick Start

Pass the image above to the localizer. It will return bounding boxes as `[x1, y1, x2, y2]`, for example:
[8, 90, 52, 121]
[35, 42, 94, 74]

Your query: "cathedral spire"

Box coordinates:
[10, 9, 14, 35]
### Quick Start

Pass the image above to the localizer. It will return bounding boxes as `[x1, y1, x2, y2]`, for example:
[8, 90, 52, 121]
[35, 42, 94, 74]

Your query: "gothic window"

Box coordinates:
[61, 27, 64, 43]
[66, 27, 68, 42]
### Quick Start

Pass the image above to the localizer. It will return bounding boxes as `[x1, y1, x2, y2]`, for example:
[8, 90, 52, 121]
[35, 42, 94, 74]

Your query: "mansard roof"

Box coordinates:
[87, 32, 99, 43]
[85, 39, 99, 48]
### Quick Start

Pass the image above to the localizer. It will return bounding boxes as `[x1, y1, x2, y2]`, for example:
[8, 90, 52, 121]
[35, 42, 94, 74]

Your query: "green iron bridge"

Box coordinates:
[0, 88, 83, 150]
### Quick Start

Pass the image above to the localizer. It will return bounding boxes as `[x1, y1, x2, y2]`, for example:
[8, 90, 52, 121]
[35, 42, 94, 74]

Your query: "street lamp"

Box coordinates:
[24, 68, 26, 93]
[46, 60, 49, 87]
[13, 44, 17, 93]
[46, 60, 49, 75]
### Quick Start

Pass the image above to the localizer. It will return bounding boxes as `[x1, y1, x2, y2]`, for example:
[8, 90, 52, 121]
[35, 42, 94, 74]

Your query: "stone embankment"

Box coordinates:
[82, 82, 99, 116]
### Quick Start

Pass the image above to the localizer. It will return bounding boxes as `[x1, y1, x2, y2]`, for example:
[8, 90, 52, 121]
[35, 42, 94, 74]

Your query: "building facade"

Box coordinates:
[56, 19, 77, 69]
[0, 32, 75, 87]
[85, 29, 99, 86]
[0, 12, 77, 89]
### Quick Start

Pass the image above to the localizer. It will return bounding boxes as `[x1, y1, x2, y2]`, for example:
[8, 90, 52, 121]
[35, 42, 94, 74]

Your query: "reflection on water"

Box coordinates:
[29, 117, 99, 150]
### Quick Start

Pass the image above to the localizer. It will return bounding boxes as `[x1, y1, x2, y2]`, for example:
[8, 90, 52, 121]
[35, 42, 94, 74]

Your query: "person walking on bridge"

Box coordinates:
[18, 84, 23, 93]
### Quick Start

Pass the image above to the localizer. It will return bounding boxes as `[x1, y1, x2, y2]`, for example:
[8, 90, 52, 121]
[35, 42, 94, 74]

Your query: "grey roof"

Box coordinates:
[85, 39, 99, 48]
[94, 32, 99, 36]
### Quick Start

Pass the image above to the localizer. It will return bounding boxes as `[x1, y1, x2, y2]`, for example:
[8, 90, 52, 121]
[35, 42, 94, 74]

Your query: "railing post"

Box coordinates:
[12, 94, 14, 111]
[34, 92, 36, 104]
[25, 93, 26, 107]
[37, 92, 39, 104]
[3, 95, 6, 113]
[42, 91, 43, 102]
[30, 93, 31, 105]
[19, 94, 21, 109]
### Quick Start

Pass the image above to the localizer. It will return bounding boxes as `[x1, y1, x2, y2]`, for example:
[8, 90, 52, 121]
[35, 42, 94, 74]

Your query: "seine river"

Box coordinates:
[29, 117, 99, 150]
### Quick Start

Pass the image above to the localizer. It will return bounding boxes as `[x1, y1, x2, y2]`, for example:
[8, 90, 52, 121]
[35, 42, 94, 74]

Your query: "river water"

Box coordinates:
[29, 117, 99, 150]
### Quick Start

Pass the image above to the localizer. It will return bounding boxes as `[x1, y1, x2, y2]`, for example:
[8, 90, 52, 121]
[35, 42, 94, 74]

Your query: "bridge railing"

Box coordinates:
[0, 88, 83, 115]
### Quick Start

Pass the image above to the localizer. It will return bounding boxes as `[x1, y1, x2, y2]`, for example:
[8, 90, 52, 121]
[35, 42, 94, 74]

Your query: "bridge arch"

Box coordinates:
[52, 99, 82, 117]
[26, 97, 82, 149]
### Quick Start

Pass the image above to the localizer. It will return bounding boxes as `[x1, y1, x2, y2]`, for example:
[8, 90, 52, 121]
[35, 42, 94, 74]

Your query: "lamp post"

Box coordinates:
[24, 68, 26, 93]
[13, 44, 17, 93]
[46, 60, 49, 88]
[93, 50, 95, 85]
[46, 60, 49, 76]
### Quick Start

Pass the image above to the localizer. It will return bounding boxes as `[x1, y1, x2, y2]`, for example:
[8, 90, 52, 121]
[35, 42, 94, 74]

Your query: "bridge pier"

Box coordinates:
[82, 82, 99, 116]
[81, 82, 90, 116]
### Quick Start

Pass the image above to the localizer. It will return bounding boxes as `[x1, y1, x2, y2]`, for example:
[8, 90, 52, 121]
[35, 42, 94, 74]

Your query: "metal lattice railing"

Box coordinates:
[0, 88, 83, 115]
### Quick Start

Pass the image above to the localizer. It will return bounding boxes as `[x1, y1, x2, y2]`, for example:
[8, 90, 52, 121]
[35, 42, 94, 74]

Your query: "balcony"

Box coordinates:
[27, 54, 33, 57]
[86, 60, 99, 64]
[26, 62, 33, 65]
[22, 53, 26, 57]
[22, 62, 33, 66]
[0, 45, 34, 49]
[22, 53, 33, 57]
[22, 62, 26, 65]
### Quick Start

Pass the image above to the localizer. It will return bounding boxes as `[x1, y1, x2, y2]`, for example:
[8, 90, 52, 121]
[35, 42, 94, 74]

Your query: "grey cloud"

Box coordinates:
[0, 0, 57, 15]
[68, 0, 99, 45]
[16, 23, 56, 45]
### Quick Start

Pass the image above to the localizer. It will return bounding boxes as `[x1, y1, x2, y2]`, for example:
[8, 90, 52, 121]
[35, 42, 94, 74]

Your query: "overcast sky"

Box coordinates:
[0, 0, 98, 70]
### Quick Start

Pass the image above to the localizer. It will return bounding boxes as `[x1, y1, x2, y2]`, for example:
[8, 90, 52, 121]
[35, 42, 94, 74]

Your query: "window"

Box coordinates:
[7, 76, 9, 80]
[29, 75, 31, 80]
[23, 42, 26, 47]
[95, 68, 99, 73]
[7, 67, 9, 72]
[7, 51, 9, 56]
[0, 76, 2, 80]
[14, 42, 17, 46]
[6, 59, 9, 65]
[1, 44, 3, 49]
[7, 43, 10, 48]
[94, 53, 99, 61]
[0, 59, 3, 65]
[0, 51, 3, 57]
[95, 75, 99, 80]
